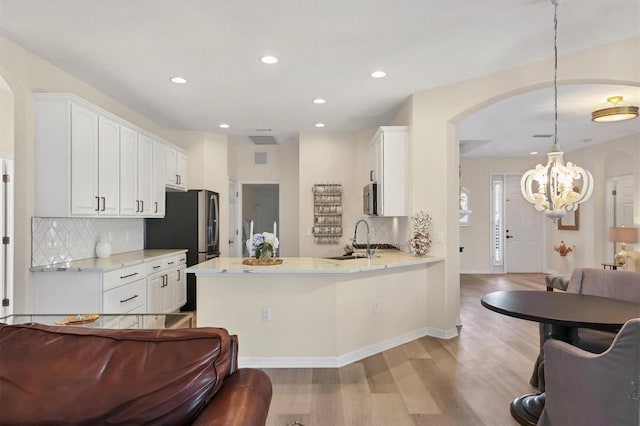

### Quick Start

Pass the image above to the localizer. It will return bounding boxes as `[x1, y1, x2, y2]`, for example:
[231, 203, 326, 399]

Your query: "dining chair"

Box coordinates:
[537, 318, 640, 426]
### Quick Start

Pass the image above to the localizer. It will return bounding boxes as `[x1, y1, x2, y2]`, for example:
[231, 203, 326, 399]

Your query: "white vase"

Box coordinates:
[557, 254, 572, 274]
[96, 237, 111, 258]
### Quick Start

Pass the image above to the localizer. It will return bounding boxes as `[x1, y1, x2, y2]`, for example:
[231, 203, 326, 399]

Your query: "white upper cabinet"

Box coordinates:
[151, 141, 166, 216]
[69, 103, 99, 215]
[35, 95, 119, 217]
[176, 150, 187, 189]
[165, 145, 187, 191]
[97, 116, 120, 215]
[368, 126, 409, 217]
[137, 134, 154, 216]
[119, 125, 139, 216]
[35, 93, 184, 218]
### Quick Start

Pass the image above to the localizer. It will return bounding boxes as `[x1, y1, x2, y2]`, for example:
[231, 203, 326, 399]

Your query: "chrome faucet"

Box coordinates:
[353, 219, 372, 259]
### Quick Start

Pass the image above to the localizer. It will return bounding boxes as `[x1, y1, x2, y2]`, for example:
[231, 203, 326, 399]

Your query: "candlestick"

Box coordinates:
[273, 221, 277, 237]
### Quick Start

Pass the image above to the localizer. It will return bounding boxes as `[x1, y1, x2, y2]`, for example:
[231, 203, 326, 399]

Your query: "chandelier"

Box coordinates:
[520, 0, 594, 221]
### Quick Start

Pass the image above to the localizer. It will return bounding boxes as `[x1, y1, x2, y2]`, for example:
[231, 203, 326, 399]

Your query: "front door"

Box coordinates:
[505, 174, 545, 272]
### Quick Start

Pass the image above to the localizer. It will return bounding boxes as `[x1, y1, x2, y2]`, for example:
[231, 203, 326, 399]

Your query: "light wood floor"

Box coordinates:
[262, 273, 546, 426]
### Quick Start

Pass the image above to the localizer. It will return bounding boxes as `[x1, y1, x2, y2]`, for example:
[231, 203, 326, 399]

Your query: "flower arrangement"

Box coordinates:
[554, 241, 574, 256]
[246, 232, 279, 261]
[409, 211, 432, 256]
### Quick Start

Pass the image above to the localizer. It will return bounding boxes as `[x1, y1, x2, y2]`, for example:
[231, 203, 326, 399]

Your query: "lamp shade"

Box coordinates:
[608, 227, 639, 243]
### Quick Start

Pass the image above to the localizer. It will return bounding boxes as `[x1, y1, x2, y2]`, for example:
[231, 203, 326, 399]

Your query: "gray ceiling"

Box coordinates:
[0, 0, 639, 153]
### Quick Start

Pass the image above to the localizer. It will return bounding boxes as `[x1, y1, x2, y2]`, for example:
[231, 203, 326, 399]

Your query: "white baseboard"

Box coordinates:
[459, 269, 497, 274]
[238, 326, 459, 369]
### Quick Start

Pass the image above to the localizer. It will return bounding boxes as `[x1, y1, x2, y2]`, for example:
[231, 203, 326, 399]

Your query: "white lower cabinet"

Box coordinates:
[33, 251, 188, 327]
[146, 253, 187, 317]
[34, 263, 148, 315]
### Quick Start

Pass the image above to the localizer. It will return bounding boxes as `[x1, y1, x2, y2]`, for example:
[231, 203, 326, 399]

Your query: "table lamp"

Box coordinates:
[608, 227, 638, 265]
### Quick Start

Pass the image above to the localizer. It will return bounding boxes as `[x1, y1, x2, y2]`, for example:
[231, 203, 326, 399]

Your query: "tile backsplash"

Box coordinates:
[32, 217, 144, 267]
[362, 216, 412, 252]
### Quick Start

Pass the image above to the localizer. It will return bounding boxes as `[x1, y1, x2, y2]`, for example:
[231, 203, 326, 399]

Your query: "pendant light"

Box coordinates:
[591, 96, 639, 122]
[520, 0, 594, 221]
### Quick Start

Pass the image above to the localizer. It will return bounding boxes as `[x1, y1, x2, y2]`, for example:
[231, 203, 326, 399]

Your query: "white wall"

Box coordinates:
[0, 88, 14, 155]
[228, 143, 300, 256]
[298, 131, 369, 258]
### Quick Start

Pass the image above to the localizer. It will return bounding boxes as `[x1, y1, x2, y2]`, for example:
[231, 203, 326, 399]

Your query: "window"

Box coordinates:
[492, 177, 504, 266]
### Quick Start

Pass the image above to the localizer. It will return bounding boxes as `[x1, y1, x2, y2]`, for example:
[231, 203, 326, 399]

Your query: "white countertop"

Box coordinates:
[30, 249, 188, 272]
[186, 251, 443, 275]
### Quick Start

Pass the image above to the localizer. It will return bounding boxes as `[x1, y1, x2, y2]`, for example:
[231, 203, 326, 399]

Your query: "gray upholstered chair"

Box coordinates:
[530, 268, 640, 390]
[537, 318, 640, 426]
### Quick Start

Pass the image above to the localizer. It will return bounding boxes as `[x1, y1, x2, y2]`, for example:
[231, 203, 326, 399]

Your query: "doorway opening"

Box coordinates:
[242, 184, 279, 257]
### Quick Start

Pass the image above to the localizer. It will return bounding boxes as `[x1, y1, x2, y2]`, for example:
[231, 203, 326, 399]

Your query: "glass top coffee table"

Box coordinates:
[0, 312, 194, 330]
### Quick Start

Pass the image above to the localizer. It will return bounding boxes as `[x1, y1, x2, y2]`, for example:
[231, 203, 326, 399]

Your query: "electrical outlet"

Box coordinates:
[262, 307, 272, 321]
[373, 301, 380, 313]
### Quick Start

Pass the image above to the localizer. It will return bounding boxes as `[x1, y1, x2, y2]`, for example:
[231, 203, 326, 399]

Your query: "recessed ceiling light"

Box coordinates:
[170, 77, 187, 84]
[315, 123, 325, 128]
[260, 56, 278, 64]
[530, 151, 538, 155]
[370, 70, 386, 78]
[313, 98, 326, 104]
[219, 123, 230, 129]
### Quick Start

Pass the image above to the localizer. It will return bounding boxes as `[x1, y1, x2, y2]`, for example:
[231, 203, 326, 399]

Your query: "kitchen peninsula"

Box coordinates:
[186, 252, 447, 368]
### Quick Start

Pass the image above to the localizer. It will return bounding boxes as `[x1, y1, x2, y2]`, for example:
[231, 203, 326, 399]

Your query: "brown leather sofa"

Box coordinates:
[0, 322, 272, 425]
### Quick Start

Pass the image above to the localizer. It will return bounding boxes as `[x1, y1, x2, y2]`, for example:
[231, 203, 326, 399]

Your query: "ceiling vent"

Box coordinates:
[249, 135, 278, 145]
[254, 151, 268, 165]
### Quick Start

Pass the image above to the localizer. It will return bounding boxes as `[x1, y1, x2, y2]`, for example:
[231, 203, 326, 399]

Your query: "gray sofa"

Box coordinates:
[531, 267, 640, 390]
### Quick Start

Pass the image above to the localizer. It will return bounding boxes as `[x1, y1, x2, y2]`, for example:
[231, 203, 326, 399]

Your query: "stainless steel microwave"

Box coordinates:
[363, 183, 377, 215]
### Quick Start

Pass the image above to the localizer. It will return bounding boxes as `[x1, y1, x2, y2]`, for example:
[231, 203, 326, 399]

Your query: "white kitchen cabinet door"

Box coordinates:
[368, 126, 408, 217]
[162, 270, 176, 313]
[147, 273, 163, 313]
[97, 116, 120, 215]
[70, 103, 99, 215]
[119, 125, 139, 216]
[137, 134, 153, 216]
[165, 146, 177, 186]
[151, 141, 166, 217]
[176, 151, 187, 189]
[175, 264, 187, 310]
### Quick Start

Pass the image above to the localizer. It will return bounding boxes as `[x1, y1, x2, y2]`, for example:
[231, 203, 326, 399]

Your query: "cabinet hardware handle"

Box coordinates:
[178, 175, 181, 185]
[136, 200, 140, 213]
[167, 261, 175, 265]
[95, 196, 100, 212]
[370, 170, 374, 182]
[101, 196, 106, 211]
[176, 174, 179, 185]
[179, 258, 185, 262]
[140, 200, 144, 212]
[153, 265, 161, 269]
[154, 201, 158, 213]
[120, 294, 138, 303]
[177, 270, 181, 281]
[120, 272, 139, 279]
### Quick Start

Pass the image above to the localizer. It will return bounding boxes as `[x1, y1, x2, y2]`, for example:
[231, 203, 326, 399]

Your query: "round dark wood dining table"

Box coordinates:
[481, 290, 640, 426]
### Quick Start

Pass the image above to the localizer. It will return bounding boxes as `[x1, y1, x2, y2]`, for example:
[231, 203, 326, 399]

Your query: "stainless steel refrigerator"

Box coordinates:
[145, 189, 220, 311]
